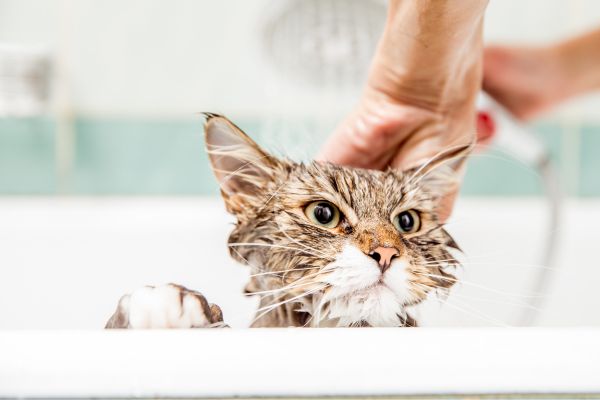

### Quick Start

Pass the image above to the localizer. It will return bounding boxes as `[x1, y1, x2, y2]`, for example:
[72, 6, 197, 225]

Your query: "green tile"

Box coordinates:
[254, 118, 566, 197]
[461, 122, 562, 196]
[532, 121, 564, 166]
[0, 117, 56, 194]
[0, 116, 582, 197]
[251, 118, 331, 162]
[72, 117, 222, 194]
[461, 150, 543, 196]
[579, 125, 600, 197]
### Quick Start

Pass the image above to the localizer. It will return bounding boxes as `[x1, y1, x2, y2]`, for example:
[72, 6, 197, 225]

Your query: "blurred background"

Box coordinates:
[1, 0, 599, 329]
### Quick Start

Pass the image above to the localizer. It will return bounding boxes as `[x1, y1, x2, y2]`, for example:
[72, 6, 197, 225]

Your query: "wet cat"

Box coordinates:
[106, 114, 471, 328]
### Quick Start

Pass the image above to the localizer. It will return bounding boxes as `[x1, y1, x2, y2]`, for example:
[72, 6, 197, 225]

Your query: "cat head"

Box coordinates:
[204, 114, 470, 327]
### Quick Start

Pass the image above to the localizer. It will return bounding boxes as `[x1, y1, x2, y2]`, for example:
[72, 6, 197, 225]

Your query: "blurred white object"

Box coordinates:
[0, 44, 52, 117]
[477, 93, 562, 326]
[258, 0, 386, 160]
[478, 93, 549, 166]
[261, 0, 386, 87]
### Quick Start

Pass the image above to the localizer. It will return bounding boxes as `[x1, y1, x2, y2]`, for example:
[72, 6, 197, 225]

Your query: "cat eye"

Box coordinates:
[392, 210, 421, 234]
[304, 201, 341, 228]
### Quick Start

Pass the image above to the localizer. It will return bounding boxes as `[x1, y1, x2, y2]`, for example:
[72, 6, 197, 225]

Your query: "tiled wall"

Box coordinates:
[0, 117, 57, 194]
[1, 116, 596, 197]
[579, 125, 600, 197]
[1, 1, 598, 197]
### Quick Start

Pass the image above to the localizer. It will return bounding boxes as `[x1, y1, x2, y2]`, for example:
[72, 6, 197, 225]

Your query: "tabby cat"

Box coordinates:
[106, 114, 470, 328]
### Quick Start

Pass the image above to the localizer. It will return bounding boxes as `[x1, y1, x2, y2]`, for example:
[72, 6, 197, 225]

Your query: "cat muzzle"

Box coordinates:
[368, 246, 400, 273]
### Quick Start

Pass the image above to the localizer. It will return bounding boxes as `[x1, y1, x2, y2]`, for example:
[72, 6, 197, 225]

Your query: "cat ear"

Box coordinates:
[410, 142, 474, 197]
[204, 114, 278, 212]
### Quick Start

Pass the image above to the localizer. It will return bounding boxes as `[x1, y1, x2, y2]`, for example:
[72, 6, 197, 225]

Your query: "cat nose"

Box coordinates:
[368, 246, 400, 273]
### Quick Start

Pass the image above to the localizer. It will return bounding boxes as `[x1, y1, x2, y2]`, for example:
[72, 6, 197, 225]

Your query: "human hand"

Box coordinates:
[318, 86, 478, 222]
[482, 45, 568, 121]
[318, 88, 478, 172]
[317, 0, 488, 221]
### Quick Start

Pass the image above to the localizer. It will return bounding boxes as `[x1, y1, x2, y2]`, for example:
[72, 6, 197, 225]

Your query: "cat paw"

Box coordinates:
[105, 283, 226, 329]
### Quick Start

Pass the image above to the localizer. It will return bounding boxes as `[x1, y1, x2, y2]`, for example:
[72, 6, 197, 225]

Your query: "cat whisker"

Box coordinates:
[247, 266, 321, 278]
[229, 245, 263, 266]
[244, 273, 325, 296]
[405, 160, 464, 191]
[414, 272, 546, 298]
[249, 269, 328, 308]
[230, 246, 320, 287]
[228, 246, 274, 276]
[411, 280, 512, 327]
[313, 292, 333, 327]
[420, 258, 556, 271]
[256, 179, 290, 212]
[447, 291, 541, 311]
[275, 225, 333, 258]
[464, 151, 541, 177]
[435, 296, 512, 327]
[228, 242, 323, 258]
[424, 249, 548, 265]
[251, 285, 328, 325]
[420, 260, 461, 268]
[411, 279, 541, 311]
[229, 246, 301, 283]
[419, 257, 463, 264]
[404, 142, 474, 187]
[253, 268, 329, 308]
[457, 262, 555, 271]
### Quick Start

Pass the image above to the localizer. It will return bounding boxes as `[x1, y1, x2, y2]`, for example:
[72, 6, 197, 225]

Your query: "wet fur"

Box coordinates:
[206, 114, 470, 328]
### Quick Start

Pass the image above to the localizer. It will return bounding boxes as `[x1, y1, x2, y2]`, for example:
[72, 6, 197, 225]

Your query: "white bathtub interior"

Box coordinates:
[1, 196, 598, 329]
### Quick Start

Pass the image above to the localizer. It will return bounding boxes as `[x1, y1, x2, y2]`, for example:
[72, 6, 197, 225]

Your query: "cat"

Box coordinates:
[105, 113, 471, 329]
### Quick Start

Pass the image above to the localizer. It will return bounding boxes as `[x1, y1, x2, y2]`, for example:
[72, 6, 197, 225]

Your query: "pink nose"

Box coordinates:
[368, 246, 400, 273]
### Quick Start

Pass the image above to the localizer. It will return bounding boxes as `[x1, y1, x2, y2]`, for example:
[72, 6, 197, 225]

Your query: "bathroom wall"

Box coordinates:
[0, 0, 599, 196]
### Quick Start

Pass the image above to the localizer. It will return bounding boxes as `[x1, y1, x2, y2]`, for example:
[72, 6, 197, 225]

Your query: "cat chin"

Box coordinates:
[310, 244, 418, 327]
[326, 285, 408, 327]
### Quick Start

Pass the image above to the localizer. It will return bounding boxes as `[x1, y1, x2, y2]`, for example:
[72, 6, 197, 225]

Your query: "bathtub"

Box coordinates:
[1, 197, 599, 397]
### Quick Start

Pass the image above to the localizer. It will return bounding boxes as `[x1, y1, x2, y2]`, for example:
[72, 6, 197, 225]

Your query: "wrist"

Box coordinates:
[366, 5, 485, 114]
[366, 52, 483, 114]
[553, 36, 600, 99]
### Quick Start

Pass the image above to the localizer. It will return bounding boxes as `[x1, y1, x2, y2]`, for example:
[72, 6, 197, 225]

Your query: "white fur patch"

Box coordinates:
[126, 285, 210, 329]
[311, 244, 415, 327]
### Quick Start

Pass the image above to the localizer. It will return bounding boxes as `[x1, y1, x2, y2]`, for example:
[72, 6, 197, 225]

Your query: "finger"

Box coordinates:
[389, 130, 444, 170]
[317, 121, 381, 168]
[318, 100, 426, 169]
[317, 114, 398, 170]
